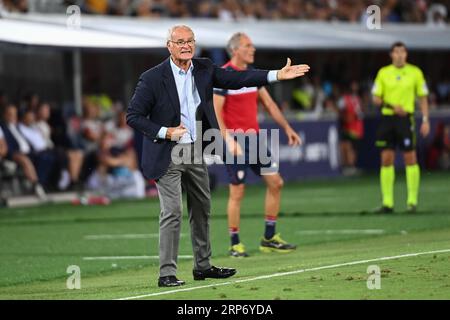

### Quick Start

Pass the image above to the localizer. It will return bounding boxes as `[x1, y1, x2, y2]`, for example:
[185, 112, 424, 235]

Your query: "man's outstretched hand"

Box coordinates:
[277, 58, 310, 81]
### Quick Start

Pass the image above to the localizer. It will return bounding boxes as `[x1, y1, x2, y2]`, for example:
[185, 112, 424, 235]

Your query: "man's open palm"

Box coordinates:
[277, 58, 310, 80]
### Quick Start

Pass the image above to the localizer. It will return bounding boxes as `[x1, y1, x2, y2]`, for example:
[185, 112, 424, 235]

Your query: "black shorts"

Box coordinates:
[225, 134, 278, 185]
[339, 129, 361, 149]
[375, 115, 416, 151]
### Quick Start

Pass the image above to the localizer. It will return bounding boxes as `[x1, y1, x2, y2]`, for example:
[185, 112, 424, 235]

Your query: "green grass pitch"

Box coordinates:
[0, 172, 449, 299]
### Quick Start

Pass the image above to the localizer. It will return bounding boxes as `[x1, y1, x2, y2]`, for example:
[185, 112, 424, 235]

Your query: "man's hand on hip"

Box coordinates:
[166, 124, 188, 141]
[277, 58, 310, 81]
[393, 105, 407, 117]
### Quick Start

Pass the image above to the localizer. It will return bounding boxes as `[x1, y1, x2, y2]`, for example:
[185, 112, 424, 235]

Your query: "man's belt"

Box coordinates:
[381, 103, 412, 116]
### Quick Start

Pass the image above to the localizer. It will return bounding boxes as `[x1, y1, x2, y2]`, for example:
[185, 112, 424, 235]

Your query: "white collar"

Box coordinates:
[170, 57, 193, 75]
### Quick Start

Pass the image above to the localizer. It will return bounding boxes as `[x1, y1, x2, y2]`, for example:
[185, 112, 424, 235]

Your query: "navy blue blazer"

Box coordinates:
[127, 57, 270, 180]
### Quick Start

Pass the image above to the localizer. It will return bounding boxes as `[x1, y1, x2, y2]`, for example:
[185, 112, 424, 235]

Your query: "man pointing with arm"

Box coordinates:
[127, 25, 310, 287]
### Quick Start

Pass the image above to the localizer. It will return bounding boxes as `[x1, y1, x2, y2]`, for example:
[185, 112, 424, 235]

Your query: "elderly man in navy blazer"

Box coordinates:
[127, 25, 310, 287]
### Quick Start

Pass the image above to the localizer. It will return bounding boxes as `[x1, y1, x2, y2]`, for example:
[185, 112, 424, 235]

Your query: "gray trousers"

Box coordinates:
[155, 143, 212, 277]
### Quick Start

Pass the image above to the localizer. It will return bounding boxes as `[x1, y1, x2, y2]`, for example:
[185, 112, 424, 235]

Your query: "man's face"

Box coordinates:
[4, 106, 17, 124]
[167, 27, 196, 62]
[390, 46, 408, 67]
[38, 104, 51, 121]
[23, 111, 35, 126]
[233, 35, 255, 65]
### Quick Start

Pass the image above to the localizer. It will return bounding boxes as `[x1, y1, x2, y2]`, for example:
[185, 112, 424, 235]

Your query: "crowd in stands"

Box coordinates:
[1, 79, 450, 201]
[284, 73, 450, 116]
[0, 91, 146, 201]
[1, 0, 448, 24]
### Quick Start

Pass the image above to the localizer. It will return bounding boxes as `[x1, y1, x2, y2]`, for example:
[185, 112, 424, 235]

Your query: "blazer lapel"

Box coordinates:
[162, 58, 181, 118]
[192, 59, 206, 105]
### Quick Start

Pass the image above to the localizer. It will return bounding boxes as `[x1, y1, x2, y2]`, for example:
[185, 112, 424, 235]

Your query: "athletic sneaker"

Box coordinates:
[229, 243, 249, 257]
[406, 204, 417, 213]
[259, 233, 296, 253]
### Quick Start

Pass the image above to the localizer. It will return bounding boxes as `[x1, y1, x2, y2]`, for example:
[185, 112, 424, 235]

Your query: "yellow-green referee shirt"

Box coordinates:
[371, 63, 429, 116]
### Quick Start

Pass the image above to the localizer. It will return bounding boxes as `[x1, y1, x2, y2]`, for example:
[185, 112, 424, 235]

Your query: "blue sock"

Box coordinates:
[264, 216, 277, 239]
[229, 228, 240, 246]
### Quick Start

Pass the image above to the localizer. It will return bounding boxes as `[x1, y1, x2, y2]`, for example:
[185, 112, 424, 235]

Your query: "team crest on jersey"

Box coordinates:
[237, 170, 245, 180]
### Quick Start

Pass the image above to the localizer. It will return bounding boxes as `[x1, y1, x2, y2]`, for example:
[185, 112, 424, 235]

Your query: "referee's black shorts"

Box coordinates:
[375, 114, 416, 151]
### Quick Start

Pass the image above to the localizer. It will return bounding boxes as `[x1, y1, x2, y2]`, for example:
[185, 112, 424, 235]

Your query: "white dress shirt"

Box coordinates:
[157, 58, 278, 142]
[8, 123, 31, 154]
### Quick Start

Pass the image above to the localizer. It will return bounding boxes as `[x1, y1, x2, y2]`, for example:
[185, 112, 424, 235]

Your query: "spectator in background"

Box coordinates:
[107, 110, 135, 150]
[336, 80, 364, 176]
[80, 96, 103, 153]
[0, 104, 46, 199]
[166, 0, 189, 18]
[6, 0, 449, 24]
[0, 90, 8, 110]
[288, 76, 327, 117]
[78, 96, 104, 181]
[381, 0, 402, 22]
[18, 108, 56, 190]
[426, 122, 450, 170]
[197, 0, 218, 18]
[97, 131, 138, 180]
[34, 103, 54, 150]
[1, 0, 28, 13]
[290, 78, 314, 111]
[0, 126, 15, 197]
[20, 92, 40, 114]
[132, 0, 168, 17]
[427, 3, 448, 27]
[84, 0, 109, 14]
[86, 132, 145, 199]
[218, 0, 243, 21]
[104, 108, 139, 178]
[436, 76, 450, 104]
[35, 102, 84, 190]
[311, 75, 327, 115]
[89, 93, 114, 119]
[0, 126, 7, 159]
[278, 0, 301, 19]
[108, 0, 133, 15]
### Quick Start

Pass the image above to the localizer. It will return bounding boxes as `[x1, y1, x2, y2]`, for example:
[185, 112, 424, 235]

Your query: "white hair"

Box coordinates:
[166, 25, 195, 43]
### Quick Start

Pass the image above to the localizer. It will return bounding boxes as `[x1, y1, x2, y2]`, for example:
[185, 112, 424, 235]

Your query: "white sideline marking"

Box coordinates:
[296, 229, 386, 235]
[115, 248, 450, 300]
[83, 255, 193, 261]
[84, 233, 186, 240]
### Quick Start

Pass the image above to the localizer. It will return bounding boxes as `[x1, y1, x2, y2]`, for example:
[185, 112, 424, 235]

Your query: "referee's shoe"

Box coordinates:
[259, 233, 296, 253]
[372, 205, 394, 214]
